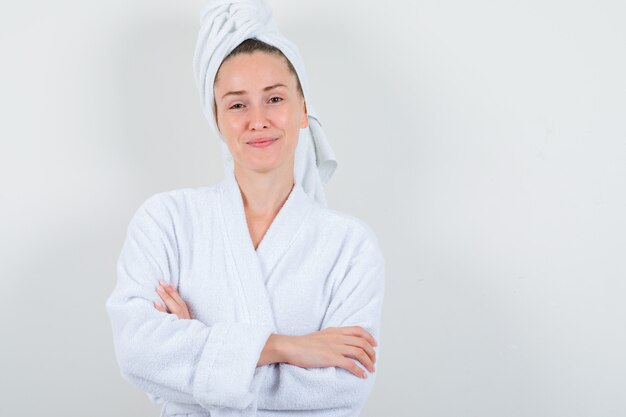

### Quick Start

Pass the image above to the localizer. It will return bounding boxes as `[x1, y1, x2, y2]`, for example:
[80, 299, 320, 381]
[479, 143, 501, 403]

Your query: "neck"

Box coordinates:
[233, 162, 295, 220]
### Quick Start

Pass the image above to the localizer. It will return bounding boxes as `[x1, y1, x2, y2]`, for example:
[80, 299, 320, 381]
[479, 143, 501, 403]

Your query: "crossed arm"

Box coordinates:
[155, 238, 386, 413]
[155, 283, 378, 379]
[105, 194, 385, 413]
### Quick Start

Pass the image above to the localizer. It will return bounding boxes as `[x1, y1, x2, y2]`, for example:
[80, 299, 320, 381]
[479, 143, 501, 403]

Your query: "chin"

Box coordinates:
[246, 156, 294, 175]
[242, 160, 279, 173]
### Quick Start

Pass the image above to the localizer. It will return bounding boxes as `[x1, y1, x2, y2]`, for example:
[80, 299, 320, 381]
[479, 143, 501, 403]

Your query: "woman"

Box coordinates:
[105, 2, 385, 416]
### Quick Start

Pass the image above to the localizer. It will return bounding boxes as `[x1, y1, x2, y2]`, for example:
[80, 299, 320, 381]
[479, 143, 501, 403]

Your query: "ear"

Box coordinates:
[300, 100, 309, 129]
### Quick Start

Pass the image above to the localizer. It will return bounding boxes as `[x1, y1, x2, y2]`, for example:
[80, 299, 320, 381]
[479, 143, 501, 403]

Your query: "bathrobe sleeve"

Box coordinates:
[257, 230, 386, 412]
[105, 193, 274, 411]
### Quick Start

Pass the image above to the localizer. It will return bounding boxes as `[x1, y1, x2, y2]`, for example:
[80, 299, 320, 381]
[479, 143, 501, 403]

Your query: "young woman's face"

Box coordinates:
[213, 51, 308, 176]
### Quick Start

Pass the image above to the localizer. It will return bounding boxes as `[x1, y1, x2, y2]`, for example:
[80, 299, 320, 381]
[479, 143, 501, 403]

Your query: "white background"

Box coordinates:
[1, 0, 625, 416]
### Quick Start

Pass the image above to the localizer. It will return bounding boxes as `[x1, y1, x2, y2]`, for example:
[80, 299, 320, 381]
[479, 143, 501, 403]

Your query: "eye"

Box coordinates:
[229, 103, 245, 110]
[269, 96, 283, 104]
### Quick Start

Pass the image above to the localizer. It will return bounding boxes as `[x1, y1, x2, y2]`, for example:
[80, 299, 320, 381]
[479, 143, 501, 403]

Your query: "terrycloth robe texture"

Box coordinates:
[105, 170, 386, 416]
[193, 0, 337, 207]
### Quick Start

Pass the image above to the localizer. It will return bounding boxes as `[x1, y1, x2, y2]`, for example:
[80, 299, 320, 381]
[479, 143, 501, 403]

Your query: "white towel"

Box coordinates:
[192, 0, 337, 206]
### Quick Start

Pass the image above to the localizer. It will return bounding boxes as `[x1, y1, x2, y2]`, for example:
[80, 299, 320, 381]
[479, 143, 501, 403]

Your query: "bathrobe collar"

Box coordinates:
[217, 171, 315, 327]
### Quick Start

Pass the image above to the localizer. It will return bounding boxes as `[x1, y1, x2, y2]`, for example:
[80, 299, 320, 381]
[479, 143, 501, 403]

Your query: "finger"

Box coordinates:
[158, 281, 181, 306]
[155, 303, 170, 314]
[156, 285, 180, 311]
[162, 283, 188, 308]
[342, 346, 375, 373]
[343, 335, 376, 364]
[163, 283, 193, 319]
[337, 358, 367, 379]
[344, 326, 378, 347]
[351, 326, 378, 347]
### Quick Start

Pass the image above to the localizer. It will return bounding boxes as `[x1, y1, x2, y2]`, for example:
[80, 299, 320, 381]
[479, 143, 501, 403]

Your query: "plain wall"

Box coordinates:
[1, 0, 624, 415]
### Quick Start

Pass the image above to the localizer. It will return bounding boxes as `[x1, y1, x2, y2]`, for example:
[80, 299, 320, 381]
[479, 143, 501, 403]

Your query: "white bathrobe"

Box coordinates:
[105, 171, 386, 417]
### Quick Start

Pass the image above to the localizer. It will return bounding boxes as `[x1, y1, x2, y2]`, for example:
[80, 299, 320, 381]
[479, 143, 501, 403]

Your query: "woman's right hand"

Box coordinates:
[280, 326, 378, 379]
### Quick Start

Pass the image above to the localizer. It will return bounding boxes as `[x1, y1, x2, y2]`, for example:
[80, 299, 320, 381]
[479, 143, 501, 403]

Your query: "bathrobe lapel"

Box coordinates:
[217, 172, 314, 330]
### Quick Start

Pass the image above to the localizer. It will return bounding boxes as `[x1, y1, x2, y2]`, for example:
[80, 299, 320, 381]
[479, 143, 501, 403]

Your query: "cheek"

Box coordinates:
[269, 108, 290, 128]
[273, 106, 302, 131]
[218, 114, 245, 136]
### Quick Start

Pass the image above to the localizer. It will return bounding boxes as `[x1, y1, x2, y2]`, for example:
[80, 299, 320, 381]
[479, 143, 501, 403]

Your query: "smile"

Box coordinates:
[247, 138, 278, 148]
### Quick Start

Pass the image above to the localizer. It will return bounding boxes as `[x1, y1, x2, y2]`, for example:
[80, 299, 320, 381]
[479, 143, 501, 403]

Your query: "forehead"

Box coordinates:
[214, 52, 295, 93]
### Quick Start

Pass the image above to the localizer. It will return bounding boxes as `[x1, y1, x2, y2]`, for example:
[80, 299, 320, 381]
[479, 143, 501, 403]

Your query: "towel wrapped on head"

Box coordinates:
[192, 0, 337, 206]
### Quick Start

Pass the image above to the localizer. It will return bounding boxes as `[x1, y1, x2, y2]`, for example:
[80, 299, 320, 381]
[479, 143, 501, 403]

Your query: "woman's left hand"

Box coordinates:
[154, 280, 192, 320]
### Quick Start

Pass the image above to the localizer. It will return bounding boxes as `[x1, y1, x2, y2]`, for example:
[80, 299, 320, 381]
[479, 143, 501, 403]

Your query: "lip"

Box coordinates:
[247, 137, 277, 144]
[247, 137, 278, 148]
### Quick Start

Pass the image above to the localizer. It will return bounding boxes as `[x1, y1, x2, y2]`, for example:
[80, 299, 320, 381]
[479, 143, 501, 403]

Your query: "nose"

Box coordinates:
[248, 104, 269, 131]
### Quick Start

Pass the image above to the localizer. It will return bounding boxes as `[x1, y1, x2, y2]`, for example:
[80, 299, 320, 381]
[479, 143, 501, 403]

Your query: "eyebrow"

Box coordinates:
[220, 83, 288, 100]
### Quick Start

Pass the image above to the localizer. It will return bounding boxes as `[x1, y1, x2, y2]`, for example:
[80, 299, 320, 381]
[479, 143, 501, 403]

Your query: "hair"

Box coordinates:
[215, 38, 304, 98]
